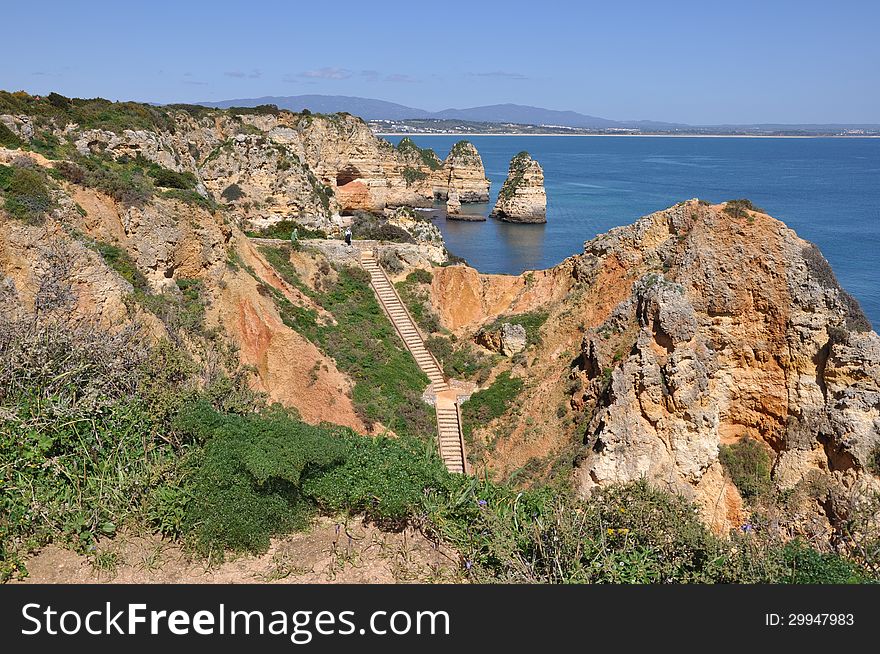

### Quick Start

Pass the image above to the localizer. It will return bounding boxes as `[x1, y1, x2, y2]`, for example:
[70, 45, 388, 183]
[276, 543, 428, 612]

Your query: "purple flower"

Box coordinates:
[477, 499, 487, 508]
[465, 560, 473, 570]
[741, 523, 753, 532]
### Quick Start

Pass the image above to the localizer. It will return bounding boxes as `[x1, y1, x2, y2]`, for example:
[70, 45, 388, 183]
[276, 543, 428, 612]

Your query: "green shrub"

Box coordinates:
[406, 269, 433, 285]
[174, 403, 348, 555]
[257, 253, 433, 438]
[0, 91, 176, 134]
[485, 311, 549, 346]
[719, 437, 772, 499]
[396, 273, 441, 334]
[426, 335, 494, 383]
[0, 123, 22, 148]
[350, 211, 414, 243]
[461, 371, 523, 438]
[220, 183, 244, 202]
[402, 166, 428, 186]
[27, 131, 64, 159]
[248, 219, 327, 240]
[56, 155, 152, 206]
[161, 188, 215, 211]
[1, 165, 51, 223]
[869, 444, 880, 476]
[147, 165, 197, 190]
[723, 198, 766, 218]
[780, 540, 867, 584]
[396, 138, 442, 170]
[95, 240, 149, 292]
[304, 435, 449, 526]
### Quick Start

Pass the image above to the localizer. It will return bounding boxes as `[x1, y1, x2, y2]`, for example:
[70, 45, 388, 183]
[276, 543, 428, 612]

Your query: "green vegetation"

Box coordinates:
[0, 163, 52, 223]
[350, 211, 414, 243]
[426, 335, 495, 384]
[461, 371, 524, 439]
[258, 247, 433, 437]
[225, 104, 281, 117]
[485, 310, 549, 346]
[55, 153, 214, 210]
[396, 137, 442, 170]
[395, 270, 441, 334]
[719, 437, 773, 500]
[2, 266, 876, 582]
[498, 151, 532, 201]
[133, 278, 208, 338]
[0, 123, 22, 148]
[449, 140, 478, 160]
[867, 444, 880, 476]
[0, 91, 176, 134]
[402, 166, 428, 186]
[94, 240, 150, 292]
[246, 219, 327, 241]
[146, 165, 198, 190]
[723, 198, 766, 219]
[220, 183, 244, 202]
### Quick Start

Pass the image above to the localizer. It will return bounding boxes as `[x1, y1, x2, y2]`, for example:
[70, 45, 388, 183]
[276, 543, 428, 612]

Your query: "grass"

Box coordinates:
[258, 247, 434, 437]
[461, 371, 524, 439]
[94, 240, 150, 292]
[426, 335, 495, 384]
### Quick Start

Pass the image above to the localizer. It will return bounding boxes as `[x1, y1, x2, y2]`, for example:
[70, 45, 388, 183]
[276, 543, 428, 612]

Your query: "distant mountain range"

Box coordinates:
[194, 95, 879, 134]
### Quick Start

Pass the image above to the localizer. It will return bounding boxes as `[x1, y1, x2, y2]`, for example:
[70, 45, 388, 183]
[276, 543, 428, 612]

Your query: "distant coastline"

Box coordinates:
[376, 132, 880, 139]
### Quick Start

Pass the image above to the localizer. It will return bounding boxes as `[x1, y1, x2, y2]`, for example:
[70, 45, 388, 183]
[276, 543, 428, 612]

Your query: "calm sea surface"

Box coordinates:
[385, 135, 880, 327]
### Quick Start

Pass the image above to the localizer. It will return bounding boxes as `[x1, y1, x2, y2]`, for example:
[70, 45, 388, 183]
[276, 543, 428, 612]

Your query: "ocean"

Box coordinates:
[384, 135, 880, 328]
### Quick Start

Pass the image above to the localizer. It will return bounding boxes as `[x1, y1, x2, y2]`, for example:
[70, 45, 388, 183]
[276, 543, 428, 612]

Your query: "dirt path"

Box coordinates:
[14, 517, 463, 584]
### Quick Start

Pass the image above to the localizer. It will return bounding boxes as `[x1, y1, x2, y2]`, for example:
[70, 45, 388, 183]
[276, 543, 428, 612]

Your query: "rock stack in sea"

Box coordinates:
[445, 191, 462, 215]
[433, 140, 490, 203]
[491, 151, 547, 223]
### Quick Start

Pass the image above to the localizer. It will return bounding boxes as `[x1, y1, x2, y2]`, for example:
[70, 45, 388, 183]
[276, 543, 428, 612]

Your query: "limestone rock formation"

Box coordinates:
[432, 141, 490, 203]
[0, 99, 492, 234]
[570, 200, 880, 530]
[491, 152, 546, 223]
[475, 322, 527, 356]
[445, 191, 461, 215]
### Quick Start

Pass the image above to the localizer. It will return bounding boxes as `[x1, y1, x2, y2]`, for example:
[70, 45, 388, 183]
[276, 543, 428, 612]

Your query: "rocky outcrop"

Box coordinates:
[1, 98, 492, 234]
[431, 141, 490, 203]
[491, 152, 546, 223]
[569, 200, 880, 531]
[445, 191, 461, 215]
[476, 322, 527, 356]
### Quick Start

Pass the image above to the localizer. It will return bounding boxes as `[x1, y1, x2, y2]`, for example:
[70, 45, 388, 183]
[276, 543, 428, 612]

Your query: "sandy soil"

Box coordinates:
[15, 517, 463, 584]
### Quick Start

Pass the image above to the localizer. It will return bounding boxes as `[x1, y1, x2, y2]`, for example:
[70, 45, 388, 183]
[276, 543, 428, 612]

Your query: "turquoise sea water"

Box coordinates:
[385, 135, 880, 327]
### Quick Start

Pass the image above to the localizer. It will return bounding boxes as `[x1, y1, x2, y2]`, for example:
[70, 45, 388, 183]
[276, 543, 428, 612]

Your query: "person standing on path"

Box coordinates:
[344, 227, 352, 247]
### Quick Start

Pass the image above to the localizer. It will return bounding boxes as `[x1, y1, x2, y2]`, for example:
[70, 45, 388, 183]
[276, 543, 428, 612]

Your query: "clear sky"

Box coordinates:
[3, 0, 877, 124]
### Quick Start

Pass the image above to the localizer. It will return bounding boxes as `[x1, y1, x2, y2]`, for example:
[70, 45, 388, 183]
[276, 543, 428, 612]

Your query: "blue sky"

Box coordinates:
[3, 0, 877, 124]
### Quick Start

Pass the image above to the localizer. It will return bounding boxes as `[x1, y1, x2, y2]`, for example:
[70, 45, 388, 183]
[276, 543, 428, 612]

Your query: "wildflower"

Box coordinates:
[607, 528, 615, 535]
[477, 499, 487, 508]
[741, 523, 753, 533]
[465, 560, 473, 570]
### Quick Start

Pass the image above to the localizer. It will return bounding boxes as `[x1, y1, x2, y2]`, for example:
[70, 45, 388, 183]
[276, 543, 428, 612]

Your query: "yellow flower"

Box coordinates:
[607, 528, 615, 535]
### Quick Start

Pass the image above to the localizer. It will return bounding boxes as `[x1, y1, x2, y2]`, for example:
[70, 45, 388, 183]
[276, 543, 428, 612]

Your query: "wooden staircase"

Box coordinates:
[360, 249, 468, 474]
